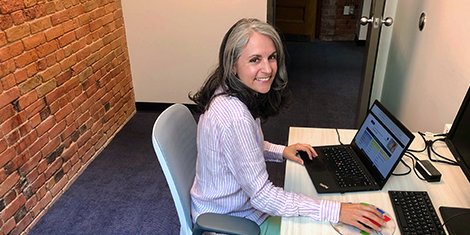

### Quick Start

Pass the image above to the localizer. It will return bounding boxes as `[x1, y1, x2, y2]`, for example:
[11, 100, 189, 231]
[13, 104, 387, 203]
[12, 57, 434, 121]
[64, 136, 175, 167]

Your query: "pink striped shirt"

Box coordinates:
[190, 90, 340, 225]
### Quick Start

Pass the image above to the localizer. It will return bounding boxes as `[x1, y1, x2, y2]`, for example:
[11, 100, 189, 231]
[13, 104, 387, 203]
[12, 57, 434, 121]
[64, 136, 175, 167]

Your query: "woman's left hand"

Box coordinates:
[282, 143, 317, 165]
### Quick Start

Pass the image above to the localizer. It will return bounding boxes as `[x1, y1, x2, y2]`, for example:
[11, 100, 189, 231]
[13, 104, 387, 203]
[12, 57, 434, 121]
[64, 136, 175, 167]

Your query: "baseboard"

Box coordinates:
[135, 102, 198, 113]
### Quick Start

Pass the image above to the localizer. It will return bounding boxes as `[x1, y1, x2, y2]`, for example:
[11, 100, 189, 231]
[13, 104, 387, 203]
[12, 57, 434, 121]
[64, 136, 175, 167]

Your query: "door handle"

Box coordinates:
[360, 16, 394, 27]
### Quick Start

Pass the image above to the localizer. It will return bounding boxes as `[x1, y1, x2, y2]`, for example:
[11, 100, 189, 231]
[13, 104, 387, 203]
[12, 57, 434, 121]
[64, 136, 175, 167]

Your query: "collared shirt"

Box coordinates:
[190, 90, 341, 225]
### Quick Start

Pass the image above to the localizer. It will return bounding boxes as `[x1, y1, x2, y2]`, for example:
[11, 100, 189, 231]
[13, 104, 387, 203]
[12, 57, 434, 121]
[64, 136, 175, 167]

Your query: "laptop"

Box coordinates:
[299, 100, 415, 193]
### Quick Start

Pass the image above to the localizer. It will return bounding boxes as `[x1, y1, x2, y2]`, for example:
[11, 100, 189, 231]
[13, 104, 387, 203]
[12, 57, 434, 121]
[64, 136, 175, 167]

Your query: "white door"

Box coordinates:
[355, 0, 397, 126]
[375, 0, 470, 132]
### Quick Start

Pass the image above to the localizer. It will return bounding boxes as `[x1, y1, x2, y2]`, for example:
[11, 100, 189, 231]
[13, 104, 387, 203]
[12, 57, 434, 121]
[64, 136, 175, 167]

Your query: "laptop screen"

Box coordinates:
[354, 101, 413, 178]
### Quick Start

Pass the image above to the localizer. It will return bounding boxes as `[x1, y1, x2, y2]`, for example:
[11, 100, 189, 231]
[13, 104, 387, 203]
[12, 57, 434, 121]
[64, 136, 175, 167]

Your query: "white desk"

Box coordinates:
[281, 127, 470, 235]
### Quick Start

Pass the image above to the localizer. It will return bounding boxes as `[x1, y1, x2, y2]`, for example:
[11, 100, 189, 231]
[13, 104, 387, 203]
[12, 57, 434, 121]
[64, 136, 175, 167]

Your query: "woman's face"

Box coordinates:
[232, 32, 277, 94]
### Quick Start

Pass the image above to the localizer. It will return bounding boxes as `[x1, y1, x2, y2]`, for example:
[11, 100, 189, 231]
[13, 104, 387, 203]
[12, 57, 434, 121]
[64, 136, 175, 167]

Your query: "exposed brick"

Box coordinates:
[51, 10, 70, 26]
[50, 173, 67, 196]
[19, 152, 41, 176]
[31, 191, 51, 218]
[14, 129, 37, 155]
[38, 63, 61, 82]
[22, 32, 46, 50]
[44, 24, 64, 41]
[36, 78, 57, 97]
[0, 148, 16, 170]
[0, 14, 14, 31]
[24, 97, 45, 118]
[59, 54, 77, 70]
[11, 10, 25, 25]
[1, 73, 16, 90]
[2, 217, 16, 235]
[0, 0, 25, 14]
[59, 20, 77, 35]
[17, 74, 41, 95]
[4, 151, 29, 175]
[35, 116, 56, 137]
[17, 90, 38, 110]
[0, 40, 24, 62]
[29, 16, 52, 34]
[14, 49, 38, 68]
[44, 157, 62, 180]
[36, 40, 58, 57]
[68, 4, 84, 18]
[0, 171, 20, 197]
[0, 87, 20, 110]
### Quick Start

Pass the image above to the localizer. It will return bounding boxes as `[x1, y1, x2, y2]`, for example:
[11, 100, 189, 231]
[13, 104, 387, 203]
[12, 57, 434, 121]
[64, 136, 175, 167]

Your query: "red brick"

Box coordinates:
[41, 136, 60, 158]
[11, 10, 25, 25]
[49, 119, 66, 139]
[0, 0, 25, 14]
[38, 63, 61, 82]
[4, 151, 29, 174]
[62, 142, 77, 161]
[44, 157, 62, 180]
[0, 171, 19, 197]
[18, 121, 32, 136]
[6, 130, 20, 146]
[31, 172, 44, 193]
[24, 98, 45, 118]
[29, 133, 48, 156]
[25, 194, 38, 211]
[71, 36, 87, 53]
[1, 111, 26, 135]
[2, 194, 26, 222]
[31, 191, 51, 218]
[81, 144, 95, 163]
[58, 18, 76, 34]
[12, 212, 32, 235]
[17, 90, 38, 110]
[75, 24, 90, 39]
[20, 151, 41, 176]
[44, 24, 64, 41]
[44, 85, 64, 104]
[51, 10, 70, 26]
[0, 87, 20, 110]
[36, 40, 58, 57]
[2, 217, 15, 234]
[22, 32, 46, 50]
[51, 174, 68, 196]
[14, 129, 37, 154]
[0, 148, 15, 169]
[0, 14, 13, 31]
[29, 16, 52, 34]
[55, 69, 72, 86]
[36, 116, 56, 137]
[60, 54, 77, 70]
[0, 138, 7, 154]
[0, 40, 24, 62]
[1, 73, 16, 90]
[14, 49, 38, 68]
[68, 4, 84, 18]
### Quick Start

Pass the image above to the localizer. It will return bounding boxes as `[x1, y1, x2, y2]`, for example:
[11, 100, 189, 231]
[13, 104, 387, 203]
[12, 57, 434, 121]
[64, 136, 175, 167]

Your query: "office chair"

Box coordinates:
[151, 103, 261, 235]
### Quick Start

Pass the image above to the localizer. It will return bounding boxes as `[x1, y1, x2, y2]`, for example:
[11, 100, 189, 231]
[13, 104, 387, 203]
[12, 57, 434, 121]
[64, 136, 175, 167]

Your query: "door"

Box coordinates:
[355, 0, 395, 126]
[274, 0, 317, 42]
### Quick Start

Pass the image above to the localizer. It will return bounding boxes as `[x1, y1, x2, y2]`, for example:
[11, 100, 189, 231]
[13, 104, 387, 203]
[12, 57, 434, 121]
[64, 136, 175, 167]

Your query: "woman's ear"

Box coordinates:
[231, 66, 237, 76]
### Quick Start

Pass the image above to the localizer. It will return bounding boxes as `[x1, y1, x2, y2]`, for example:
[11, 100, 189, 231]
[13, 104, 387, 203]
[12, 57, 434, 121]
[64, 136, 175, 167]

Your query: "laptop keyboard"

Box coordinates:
[323, 147, 373, 188]
[389, 191, 446, 235]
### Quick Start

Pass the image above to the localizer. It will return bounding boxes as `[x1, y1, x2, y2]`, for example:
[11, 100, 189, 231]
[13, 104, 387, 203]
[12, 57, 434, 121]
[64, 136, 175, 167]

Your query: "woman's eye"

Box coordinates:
[249, 58, 259, 63]
[269, 54, 277, 60]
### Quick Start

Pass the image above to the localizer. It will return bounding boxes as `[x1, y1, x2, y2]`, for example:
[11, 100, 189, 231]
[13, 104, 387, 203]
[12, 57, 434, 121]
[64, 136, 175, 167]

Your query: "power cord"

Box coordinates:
[335, 128, 344, 146]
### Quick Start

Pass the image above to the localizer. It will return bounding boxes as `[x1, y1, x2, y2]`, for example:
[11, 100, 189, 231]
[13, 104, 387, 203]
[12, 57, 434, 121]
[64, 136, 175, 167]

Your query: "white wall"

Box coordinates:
[121, 0, 267, 103]
[379, 0, 470, 133]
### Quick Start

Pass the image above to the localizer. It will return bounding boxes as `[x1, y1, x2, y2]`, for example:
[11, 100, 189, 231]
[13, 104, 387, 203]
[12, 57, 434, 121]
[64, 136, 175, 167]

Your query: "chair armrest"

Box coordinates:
[193, 213, 260, 235]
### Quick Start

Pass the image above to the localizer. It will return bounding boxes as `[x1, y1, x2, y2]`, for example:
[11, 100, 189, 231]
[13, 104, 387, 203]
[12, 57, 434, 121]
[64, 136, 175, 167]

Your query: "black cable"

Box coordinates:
[335, 128, 344, 145]
[392, 158, 412, 176]
[428, 138, 458, 166]
[407, 131, 428, 153]
[404, 151, 426, 180]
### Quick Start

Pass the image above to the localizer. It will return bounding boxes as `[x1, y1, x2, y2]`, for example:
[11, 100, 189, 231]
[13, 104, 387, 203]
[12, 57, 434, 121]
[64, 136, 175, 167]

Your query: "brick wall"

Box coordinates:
[0, 0, 135, 234]
[318, 0, 360, 41]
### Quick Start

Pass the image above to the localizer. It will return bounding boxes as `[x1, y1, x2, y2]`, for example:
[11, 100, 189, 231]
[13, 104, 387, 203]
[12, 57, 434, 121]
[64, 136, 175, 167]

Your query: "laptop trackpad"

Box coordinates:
[299, 151, 327, 172]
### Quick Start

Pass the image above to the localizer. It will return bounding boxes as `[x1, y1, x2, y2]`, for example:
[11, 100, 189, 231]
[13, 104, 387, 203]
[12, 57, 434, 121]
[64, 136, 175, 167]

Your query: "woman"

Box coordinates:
[189, 18, 384, 234]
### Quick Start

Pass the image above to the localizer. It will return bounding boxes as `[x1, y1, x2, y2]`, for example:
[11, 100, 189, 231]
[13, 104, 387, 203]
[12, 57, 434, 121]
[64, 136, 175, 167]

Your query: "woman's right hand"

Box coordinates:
[338, 203, 386, 234]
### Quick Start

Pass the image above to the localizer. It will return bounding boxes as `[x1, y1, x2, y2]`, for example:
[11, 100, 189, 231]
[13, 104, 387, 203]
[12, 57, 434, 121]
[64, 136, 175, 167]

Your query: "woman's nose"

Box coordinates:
[261, 59, 272, 74]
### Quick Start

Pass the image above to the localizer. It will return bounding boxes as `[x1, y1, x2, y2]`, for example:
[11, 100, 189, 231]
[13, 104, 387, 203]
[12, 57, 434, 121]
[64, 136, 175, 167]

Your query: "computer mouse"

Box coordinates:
[362, 216, 382, 228]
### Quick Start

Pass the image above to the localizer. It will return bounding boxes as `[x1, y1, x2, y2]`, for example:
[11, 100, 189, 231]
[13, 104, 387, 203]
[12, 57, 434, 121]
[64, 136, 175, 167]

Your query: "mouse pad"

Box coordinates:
[330, 203, 395, 235]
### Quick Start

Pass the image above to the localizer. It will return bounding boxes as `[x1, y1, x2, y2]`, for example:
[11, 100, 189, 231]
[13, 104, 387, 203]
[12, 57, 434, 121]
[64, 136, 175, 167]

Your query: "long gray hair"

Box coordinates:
[190, 18, 291, 120]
